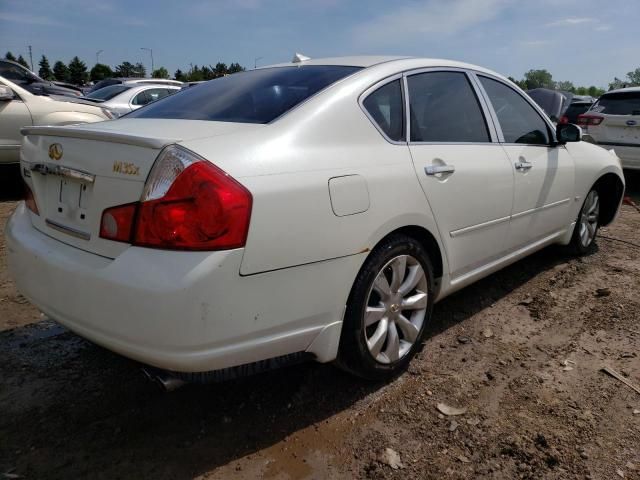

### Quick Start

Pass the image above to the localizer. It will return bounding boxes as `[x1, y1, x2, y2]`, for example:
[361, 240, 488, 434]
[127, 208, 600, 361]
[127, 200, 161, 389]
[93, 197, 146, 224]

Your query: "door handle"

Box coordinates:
[425, 164, 455, 176]
[514, 161, 533, 171]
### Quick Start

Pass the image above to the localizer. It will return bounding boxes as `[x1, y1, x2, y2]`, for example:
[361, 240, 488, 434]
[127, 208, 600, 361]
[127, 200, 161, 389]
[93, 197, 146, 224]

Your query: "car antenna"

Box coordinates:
[292, 53, 311, 63]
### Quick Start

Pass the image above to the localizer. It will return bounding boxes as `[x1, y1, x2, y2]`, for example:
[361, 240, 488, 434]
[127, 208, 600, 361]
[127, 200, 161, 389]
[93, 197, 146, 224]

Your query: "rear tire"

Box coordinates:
[569, 188, 600, 255]
[336, 234, 435, 381]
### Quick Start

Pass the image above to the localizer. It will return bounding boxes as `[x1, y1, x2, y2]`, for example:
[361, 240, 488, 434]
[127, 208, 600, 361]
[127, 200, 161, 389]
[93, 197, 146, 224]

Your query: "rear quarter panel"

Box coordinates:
[181, 70, 446, 277]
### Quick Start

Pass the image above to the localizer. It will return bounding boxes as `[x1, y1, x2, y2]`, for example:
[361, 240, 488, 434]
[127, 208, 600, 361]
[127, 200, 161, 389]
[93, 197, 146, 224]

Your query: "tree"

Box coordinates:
[115, 61, 136, 77]
[152, 66, 169, 79]
[53, 60, 69, 82]
[627, 68, 640, 86]
[16, 55, 30, 69]
[608, 77, 627, 91]
[90, 63, 113, 82]
[5, 52, 16, 61]
[174, 69, 186, 82]
[38, 55, 53, 80]
[555, 81, 575, 93]
[228, 62, 244, 74]
[214, 62, 228, 78]
[523, 69, 554, 89]
[68, 56, 88, 85]
[133, 62, 146, 78]
[587, 86, 604, 97]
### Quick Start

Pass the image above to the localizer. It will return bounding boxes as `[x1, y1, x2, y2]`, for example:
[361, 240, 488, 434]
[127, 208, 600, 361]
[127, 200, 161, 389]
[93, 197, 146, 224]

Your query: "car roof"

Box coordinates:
[262, 55, 510, 80]
[604, 86, 640, 95]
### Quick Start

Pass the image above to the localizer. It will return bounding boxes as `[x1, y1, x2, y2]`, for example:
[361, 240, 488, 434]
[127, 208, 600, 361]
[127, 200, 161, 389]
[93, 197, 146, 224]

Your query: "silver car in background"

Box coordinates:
[82, 84, 181, 117]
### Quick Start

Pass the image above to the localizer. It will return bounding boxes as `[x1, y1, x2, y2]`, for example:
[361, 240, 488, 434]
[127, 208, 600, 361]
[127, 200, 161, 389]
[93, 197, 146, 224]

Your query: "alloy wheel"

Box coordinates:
[579, 190, 599, 248]
[363, 255, 428, 364]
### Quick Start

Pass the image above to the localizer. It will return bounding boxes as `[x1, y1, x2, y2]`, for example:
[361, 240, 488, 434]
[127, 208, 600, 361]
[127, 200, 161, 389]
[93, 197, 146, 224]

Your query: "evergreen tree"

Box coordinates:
[38, 55, 54, 80]
[68, 56, 88, 85]
[16, 55, 30, 69]
[174, 69, 186, 82]
[5, 52, 17, 61]
[53, 60, 69, 82]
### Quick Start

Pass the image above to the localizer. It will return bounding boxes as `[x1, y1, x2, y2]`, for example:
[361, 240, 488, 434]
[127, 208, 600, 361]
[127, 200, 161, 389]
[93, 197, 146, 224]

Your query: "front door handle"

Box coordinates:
[425, 164, 455, 176]
[514, 161, 533, 171]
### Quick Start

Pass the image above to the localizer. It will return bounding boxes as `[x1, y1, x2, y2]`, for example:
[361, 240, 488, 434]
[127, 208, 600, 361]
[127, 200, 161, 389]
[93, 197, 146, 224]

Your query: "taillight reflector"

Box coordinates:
[24, 182, 39, 215]
[100, 203, 137, 242]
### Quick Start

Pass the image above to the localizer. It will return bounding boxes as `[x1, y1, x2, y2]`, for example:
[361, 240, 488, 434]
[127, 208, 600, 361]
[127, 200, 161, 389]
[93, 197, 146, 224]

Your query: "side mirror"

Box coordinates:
[556, 123, 582, 144]
[0, 85, 14, 101]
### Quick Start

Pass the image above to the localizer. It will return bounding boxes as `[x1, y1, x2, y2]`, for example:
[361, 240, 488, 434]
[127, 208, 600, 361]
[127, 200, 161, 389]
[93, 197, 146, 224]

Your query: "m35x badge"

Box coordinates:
[112, 161, 140, 176]
[48, 143, 63, 161]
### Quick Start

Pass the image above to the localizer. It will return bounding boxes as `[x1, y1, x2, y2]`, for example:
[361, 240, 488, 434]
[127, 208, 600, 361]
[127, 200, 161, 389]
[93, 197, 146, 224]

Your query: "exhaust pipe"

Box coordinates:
[142, 367, 187, 392]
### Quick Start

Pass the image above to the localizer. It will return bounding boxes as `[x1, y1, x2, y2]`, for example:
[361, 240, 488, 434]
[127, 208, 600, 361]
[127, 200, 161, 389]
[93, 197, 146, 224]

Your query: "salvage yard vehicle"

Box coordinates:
[0, 59, 82, 97]
[0, 76, 113, 164]
[578, 87, 640, 170]
[81, 83, 181, 117]
[6, 56, 625, 382]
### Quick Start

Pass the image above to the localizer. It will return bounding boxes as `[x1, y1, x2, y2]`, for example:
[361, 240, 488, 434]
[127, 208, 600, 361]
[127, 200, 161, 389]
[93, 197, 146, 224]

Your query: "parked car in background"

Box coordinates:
[578, 87, 640, 170]
[81, 84, 181, 116]
[0, 60, 83, 97]
[560, 100, 594, 125]
[88, 77, 183, 94]
[526, 88, 572, 124]
[6, 56, 624, 384]
[0, 76, 112, 164]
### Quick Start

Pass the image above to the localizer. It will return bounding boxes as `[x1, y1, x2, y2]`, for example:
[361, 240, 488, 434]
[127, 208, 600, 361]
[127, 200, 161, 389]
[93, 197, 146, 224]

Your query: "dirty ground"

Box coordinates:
[1, 168, 639, 479]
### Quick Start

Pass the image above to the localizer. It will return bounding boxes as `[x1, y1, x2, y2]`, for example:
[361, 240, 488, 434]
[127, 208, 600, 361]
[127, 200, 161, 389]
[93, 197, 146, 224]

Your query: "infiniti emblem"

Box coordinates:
[48, 143, 63, 161]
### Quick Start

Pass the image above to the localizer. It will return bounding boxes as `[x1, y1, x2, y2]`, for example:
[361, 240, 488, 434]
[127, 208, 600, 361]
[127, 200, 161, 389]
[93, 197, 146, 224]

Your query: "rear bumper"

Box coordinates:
[6, 203, 356, 372]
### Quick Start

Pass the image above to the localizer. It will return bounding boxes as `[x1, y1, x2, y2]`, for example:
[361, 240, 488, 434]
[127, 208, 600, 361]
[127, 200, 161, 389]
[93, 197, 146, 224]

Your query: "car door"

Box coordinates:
[476, 75, 575, 251]
[406, 69, 515, 280]
[0, 85, 32, 164]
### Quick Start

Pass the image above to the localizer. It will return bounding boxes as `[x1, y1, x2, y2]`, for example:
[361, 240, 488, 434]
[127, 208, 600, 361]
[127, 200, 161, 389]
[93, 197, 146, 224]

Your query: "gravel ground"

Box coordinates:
[1, 166, 639, 480]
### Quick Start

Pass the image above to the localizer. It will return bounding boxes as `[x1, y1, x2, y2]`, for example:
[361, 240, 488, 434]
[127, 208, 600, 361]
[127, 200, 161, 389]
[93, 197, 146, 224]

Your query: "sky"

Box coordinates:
[0, 0, 638, 87]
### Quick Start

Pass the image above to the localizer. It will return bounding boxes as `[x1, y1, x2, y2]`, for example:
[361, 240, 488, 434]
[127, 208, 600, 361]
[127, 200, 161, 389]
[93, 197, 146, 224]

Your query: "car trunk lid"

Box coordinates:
[21, 119, 261, 258]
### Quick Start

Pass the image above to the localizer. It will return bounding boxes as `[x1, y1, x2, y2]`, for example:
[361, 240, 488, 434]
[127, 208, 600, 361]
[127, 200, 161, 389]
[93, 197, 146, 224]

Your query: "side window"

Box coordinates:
[363, 79, 404, 142]
[132, 90, 150, 106]
[479, 76, 550, 145]
[407, 71, 490, 143]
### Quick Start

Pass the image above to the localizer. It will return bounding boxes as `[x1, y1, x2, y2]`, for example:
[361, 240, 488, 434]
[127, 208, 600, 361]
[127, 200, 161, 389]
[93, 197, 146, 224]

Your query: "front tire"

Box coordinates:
[337, 234, 435, 381]
[570, 188, 600, 255]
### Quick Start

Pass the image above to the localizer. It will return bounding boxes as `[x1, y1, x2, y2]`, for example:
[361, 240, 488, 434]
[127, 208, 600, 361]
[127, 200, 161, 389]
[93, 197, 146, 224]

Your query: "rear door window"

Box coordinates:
[407, 71, 490, 143]
[362, 79, 404, 142]
[479, 76, 550, 145]
[592, 92, 640, 115]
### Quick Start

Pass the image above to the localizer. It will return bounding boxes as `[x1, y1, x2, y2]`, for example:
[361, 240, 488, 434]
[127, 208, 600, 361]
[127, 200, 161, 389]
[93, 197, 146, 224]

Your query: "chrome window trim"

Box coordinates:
[401, 67, 499, 145]
[358, 72, 407, 145]
[472, 72, 559, 146]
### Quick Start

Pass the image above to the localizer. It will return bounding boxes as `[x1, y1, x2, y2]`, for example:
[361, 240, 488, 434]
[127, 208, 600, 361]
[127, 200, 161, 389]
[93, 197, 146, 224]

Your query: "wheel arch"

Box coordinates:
[592, 172, 625, 226]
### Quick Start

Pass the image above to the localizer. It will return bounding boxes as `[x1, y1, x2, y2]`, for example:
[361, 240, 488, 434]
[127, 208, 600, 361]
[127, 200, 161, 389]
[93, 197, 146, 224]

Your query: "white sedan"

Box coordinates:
[6, 56, 624, 382]
[82, 83, 181, 117]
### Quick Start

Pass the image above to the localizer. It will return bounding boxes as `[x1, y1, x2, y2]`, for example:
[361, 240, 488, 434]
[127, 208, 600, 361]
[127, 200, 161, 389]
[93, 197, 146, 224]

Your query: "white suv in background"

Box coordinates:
[578, 87, 640, 170]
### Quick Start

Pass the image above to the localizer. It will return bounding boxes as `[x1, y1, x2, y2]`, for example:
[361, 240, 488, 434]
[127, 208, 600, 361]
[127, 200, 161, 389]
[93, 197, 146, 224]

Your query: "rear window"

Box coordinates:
[85, 84, 131, 101]
[128, 65, 362, 124]
[592, 92, 640, 115]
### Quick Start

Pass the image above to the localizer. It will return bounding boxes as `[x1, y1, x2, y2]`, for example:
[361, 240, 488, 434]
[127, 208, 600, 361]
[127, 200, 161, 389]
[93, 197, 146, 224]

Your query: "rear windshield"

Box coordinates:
[128, 65, 362, 124]
[89, 78, 122, 93]
[592, 92, 640, 115]
[85, 84, 131, 101]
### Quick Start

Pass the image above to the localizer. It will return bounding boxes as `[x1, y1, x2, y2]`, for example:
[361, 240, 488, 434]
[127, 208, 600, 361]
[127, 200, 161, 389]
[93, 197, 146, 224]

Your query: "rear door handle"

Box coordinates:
[425, 164, 455, 176]
[514, 161, 533, 171]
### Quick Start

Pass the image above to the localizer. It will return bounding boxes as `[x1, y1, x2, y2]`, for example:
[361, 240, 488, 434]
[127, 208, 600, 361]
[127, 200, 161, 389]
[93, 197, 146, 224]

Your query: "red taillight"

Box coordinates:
[100, 203, 137, 242]
[559, 115, 569, 125]
[99, 146, 252, 251]
[24, 182, 39, 215]
[576, 114, 603, 126]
